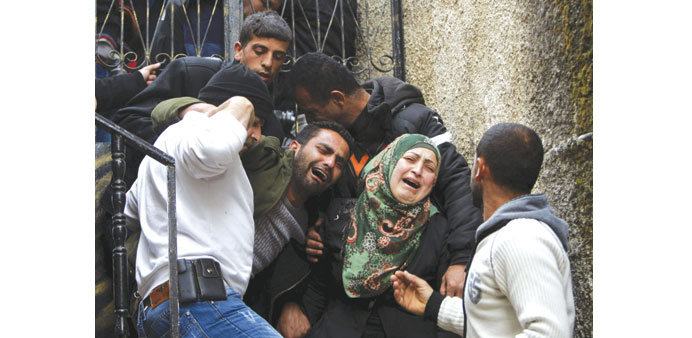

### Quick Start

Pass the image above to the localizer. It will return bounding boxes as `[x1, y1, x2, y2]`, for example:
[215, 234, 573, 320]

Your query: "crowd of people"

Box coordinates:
[96, 6, 576, 338]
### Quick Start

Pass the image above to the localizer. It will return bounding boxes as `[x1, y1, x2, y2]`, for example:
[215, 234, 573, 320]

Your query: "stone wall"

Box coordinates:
[361, 0, 593, 336]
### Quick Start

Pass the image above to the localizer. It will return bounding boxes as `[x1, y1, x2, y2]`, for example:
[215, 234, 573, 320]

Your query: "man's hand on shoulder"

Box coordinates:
[277, 302, 310, 338]
[440, 264, 467, 298]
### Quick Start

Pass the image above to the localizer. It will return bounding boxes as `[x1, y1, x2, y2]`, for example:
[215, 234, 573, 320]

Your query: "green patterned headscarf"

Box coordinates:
[342, 134, 441, 298]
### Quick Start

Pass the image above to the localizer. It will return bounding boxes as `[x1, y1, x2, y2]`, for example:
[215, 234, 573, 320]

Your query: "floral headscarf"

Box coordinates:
[341, 134, 441, 298]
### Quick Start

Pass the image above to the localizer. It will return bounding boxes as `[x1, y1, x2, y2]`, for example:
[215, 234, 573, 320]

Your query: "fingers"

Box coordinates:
[145, 74, 157, 85]
[440, 274, 447, 296]
[305, 240, 323, 253]
[305, 222, 324, 263]
[446, 281, 463, 298]
[307, 227, 322, 243]
[139, 63, 161, 86]
[214, 96, 254, 127]
[305, 240, 323, 262]
[402, 271, 425, 286]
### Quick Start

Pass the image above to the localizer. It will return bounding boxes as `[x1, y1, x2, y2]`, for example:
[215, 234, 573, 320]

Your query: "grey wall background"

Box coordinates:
[358, 0, 592, 336]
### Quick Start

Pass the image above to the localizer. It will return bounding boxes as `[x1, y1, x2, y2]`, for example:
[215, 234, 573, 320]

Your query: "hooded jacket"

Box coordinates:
[476, 194, 568, 251]
[424, 194, 575, 338]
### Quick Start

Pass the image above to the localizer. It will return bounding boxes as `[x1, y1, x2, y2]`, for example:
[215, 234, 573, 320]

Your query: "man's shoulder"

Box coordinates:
[492, 218, 566, 256]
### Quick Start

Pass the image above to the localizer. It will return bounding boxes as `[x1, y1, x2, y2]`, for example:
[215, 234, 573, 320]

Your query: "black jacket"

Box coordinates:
[111, 56, 226, 188]
[95, 70, 146, 117]
[244, 239, 312, 325]
[111, 56, 286, 188]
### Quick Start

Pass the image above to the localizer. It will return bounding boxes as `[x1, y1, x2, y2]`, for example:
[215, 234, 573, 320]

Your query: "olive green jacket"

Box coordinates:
[150, 96, 295, 219]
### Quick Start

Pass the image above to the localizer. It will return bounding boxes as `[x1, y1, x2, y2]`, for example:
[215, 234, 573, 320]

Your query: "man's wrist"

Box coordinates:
[423, 291, 445, 323]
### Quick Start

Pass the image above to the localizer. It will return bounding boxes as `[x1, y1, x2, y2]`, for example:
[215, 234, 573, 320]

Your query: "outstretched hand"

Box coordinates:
[390, 270, 433, 316]
[138, 62, 161, 85]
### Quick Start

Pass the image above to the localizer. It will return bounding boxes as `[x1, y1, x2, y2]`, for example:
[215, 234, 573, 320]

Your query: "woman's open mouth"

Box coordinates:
[403, 178, 420, 189]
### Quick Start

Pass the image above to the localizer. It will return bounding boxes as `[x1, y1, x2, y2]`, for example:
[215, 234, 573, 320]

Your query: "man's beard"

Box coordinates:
[471, 180, 483, 209]
[291, 150, 328, 198]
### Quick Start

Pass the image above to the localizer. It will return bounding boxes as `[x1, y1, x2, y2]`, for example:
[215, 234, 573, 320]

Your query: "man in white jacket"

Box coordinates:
[126, 93, 282, 337]
[391, 123, 575, 338]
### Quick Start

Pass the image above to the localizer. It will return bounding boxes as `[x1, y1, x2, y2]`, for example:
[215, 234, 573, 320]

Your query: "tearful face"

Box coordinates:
[389, 148, 438, 204]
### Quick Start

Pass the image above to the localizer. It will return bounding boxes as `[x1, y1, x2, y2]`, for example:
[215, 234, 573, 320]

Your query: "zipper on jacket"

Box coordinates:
[267, 269, 311, 321]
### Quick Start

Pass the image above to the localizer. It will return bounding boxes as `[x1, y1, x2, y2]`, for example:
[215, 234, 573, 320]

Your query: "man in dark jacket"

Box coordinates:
[280, 52, 483, 337]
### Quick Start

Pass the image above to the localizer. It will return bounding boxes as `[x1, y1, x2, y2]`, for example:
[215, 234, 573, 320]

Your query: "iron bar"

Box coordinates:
[223, 0, 243, 61]
[340, 0, 345, 60]
[170, 1, 176, 59]
[316, 0, 320, 51]
[167, 165, 179, 338]
[389, 0, 405, 80]
[111, 133, 129, 338]
[95, 114, 174, 166]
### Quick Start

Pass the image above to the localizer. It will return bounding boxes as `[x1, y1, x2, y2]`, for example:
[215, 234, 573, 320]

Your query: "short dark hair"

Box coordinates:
[296, 120, 355, 156]
[239, 10, 292, 47]
[289, 52, 361, 105]
[476, 123, 544, 194]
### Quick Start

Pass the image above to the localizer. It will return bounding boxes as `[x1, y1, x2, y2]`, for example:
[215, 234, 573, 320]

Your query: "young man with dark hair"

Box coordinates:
[235, 10, 292, 84]
[391, 123, 575, 338]
[284, 51, 483, 337]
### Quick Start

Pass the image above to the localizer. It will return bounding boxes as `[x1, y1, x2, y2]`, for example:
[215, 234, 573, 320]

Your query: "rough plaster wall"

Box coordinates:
[361, 0, 593, 336]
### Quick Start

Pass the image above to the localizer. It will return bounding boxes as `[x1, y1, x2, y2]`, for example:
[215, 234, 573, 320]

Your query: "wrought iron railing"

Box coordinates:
[96, 0, 405, 80]
[95, 113, 179, 338]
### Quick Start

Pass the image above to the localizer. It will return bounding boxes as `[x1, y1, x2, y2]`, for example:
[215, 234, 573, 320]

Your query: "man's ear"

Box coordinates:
[288, 140, 301, 151]
[233, 41, 244, 61]
[329, 90, 346, 108]
[474, 157, 487, 181]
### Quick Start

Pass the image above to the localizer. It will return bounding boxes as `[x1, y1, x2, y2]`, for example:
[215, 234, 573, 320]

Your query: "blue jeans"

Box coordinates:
[137, 286, 281, 338]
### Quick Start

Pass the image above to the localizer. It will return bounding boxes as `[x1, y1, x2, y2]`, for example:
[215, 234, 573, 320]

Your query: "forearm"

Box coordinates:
[299, 260, 331, 324]
[436, 295, 465, 336]
[150, 97, 203, 134]
[95, 72, 146, 113]
[172, 110, 246, 177]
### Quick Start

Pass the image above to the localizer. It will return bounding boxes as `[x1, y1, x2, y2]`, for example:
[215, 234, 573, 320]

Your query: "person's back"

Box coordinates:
[461, 197, 574, 337]
[128, 103, 255, 297]
[125, 65, 286, 337]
